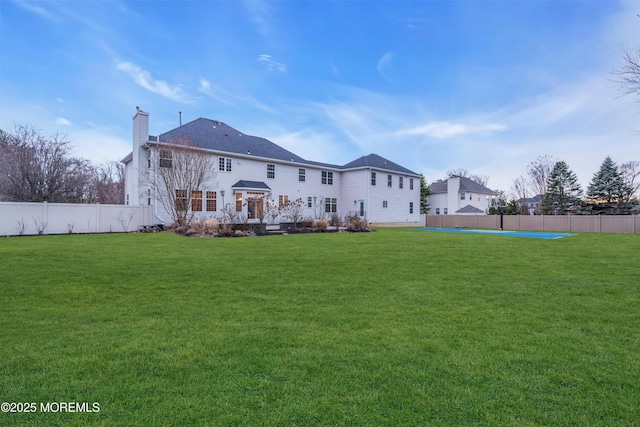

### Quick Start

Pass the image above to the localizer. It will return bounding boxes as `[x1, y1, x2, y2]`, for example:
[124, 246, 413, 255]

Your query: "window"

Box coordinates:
[409, 202, 414, 214]
[175, 190, 188, 212]
[399, 177, 404, 189]
[371, 172, 376, 186]
[126, 194, 129, 205]
[383, 200, 388, 208]
[267, 164, 275, 179]
[322, 171, 333, 185]
[219, 157, 232, 172]
[159, 149, 172, 168]
[444, 208, 448, 215]
[235, 192, 242, 212]
[325, 197, 337, 213]
[460, 192, 466, 200]
[192, 191, 203, 211]
[147, 189, 151, 206]
[410, 178, 414, 190]
[278, 195, 289, 207]
[206, 191, 217, 212]
[299, 168, 306, 182]
[435, 208, 440, 215]
[307, 197, 312, 208]
[387, 174, 392, 187]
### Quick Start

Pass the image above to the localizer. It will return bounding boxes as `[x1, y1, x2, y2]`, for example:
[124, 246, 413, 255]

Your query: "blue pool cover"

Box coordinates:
[415, 227, 574, 239]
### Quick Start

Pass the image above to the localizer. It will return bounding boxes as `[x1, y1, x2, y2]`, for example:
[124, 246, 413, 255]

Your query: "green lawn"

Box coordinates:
[1, 229, 639, 426]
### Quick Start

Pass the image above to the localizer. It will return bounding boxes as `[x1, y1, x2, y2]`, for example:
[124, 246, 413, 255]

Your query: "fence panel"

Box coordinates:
[424, 214, 639, 234]
[0, 202, 153, 236]
[601, 216, 634, 234]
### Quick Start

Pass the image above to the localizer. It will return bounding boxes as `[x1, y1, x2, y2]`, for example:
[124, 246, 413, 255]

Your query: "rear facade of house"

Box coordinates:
[123, 109, 421, 226]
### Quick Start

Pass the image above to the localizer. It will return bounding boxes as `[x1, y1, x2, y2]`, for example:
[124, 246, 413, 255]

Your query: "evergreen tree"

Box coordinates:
[420, 177, 431, 214]
[505, 199, 520, 215]
[587, 156, 635, 214]
[542, 161, 583, 215]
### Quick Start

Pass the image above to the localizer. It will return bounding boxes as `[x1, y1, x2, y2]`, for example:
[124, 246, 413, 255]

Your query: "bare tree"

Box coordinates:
[510, 176, 529, 201]
[620, 160, 640, 198]
[0, 124, 93, 202]
[265, 196, 280, 224]
[91, 161, 125, 204]
[526, 155, 556, 197]
[612, 47, 640, 99]
[143, 137, 217, 227]
[280, 198, 306, 228]
[446, 168, 489, 186]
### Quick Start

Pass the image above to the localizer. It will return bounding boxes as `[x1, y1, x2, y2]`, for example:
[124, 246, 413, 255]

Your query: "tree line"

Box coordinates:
[0, 124, 124, 204]
[508, 155, 640, 215]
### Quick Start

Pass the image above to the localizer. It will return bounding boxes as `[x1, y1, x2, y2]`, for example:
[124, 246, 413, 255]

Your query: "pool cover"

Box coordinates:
[415, 227, 574, 239]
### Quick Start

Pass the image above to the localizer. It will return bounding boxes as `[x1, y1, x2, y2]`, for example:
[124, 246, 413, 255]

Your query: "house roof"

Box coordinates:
[231, 180, 271, 190]
[147, 118, 419, 176]
[456, 204, 485, 214]
[156, 118, 307, 164]
[342, 154, 419, 175]
[429, 176, 497, 195]
[517, 194, 543, 204]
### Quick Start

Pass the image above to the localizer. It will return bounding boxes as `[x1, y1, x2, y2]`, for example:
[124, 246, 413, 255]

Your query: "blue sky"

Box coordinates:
[2, 0, 640, 194]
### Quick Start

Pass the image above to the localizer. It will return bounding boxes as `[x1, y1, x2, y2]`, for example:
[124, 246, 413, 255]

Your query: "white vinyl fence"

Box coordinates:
[425, 214, 640, 234]
[0, 202, 154, 236]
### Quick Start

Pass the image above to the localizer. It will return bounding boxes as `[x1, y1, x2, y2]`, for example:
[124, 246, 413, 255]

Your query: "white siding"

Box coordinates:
[124, 112, 421, 226]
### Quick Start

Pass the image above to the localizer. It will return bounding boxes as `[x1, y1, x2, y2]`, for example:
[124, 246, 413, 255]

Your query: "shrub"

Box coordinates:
[345, 214, 370, 232]
[330, 212, 341, 227]
[312, 219, 328, 232]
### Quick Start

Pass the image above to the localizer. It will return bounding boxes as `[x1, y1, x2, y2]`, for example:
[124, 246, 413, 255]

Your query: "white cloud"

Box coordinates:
[198, 79, 235, 106]
[68, 128, 130, 165]
[243, 0, 271, 37]
[55, 117, 71, 126]
[401, 121, 507, 139]
[11, 0, 58, 21]
[257, 54, 287, 72]
[198, 78, 276, 114]
[376, 51, 396, 83]
[115, 60, 188, 102]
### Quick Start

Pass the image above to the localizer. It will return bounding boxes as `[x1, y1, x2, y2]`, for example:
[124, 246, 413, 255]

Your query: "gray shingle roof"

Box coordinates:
[342, 154, 419, 176]
[456, 205, 485, 214]
[231, 180, 271, 190]
[151, 118, 418, 175]
[157, 118, 307, 164]
[429, 176, 497, 195]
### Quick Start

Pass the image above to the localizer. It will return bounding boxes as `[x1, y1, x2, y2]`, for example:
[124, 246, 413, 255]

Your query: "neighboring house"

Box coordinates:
[517, 195, 543, 215]
[427, 176, 497, 215]
[123, 109, 421, 225]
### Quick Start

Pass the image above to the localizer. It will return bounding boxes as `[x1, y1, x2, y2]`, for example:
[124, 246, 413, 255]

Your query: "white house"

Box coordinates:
[428, 176, 497, 215]
[123, 109, 422, 225]
[517, 195, 543, 215]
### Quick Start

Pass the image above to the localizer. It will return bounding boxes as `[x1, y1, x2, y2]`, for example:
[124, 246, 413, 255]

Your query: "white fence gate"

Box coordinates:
[0, 202, 154, 236]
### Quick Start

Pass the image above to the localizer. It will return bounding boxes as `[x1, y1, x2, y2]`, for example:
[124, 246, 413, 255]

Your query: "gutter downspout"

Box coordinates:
[367, 168, 371, 222]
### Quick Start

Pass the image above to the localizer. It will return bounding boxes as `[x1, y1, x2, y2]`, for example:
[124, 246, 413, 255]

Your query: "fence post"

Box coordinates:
[96, 203, 101, 233]
[43, 201, 48, 227]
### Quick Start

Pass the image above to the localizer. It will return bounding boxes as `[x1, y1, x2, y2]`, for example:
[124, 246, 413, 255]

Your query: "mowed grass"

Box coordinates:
[1, 229, 639, 426]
